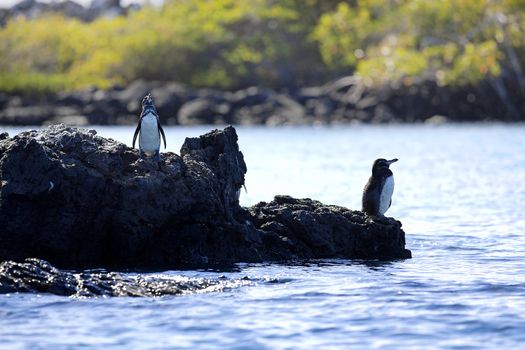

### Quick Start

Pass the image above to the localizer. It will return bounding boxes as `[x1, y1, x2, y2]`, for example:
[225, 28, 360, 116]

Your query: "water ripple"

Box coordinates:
[1, 124, 525, 349]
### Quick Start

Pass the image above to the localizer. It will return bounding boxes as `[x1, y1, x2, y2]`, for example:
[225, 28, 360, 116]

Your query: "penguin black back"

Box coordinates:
[362, 158, 398, 216]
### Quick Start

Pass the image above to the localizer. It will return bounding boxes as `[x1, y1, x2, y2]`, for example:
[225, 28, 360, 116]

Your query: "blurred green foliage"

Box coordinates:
[1, 0, 524, 93]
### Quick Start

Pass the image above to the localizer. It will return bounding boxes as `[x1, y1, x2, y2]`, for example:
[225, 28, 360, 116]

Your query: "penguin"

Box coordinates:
[132, 93, 167, 161]
[362, 158, 398, 216]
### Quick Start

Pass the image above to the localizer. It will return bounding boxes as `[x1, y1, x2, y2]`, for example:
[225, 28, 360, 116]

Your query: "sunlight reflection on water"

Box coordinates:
[1, 123, 525, 349]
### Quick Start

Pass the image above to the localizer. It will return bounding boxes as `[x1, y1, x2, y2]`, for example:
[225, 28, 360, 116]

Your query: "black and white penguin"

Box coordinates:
[132, 93, 167, 161]
[362, 158, 398, 216]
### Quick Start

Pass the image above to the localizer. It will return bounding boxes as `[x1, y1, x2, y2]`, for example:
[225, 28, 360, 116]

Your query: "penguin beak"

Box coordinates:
[387, 158, 398, 165]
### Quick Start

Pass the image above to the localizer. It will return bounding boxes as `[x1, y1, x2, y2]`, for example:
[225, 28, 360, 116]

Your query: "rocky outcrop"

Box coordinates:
[0, 258, 255, 297]
[0, 124, 249, 268]
[0, 124, 410, 271]
[247, 196, 411, 261]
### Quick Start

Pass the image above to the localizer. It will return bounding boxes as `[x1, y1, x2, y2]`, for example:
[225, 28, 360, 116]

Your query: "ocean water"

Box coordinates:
[1, 123, 525, 349]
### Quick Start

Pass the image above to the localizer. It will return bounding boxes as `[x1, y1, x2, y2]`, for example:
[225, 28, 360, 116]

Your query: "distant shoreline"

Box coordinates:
[2, 1, 524, 126]
[1, 76, 524, 126]
[0, 0, 142, 25]
[0, 0, 160, 10]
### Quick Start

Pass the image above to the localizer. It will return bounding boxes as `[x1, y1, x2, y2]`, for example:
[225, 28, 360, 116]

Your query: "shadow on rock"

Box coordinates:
[0, 124, 410, 271]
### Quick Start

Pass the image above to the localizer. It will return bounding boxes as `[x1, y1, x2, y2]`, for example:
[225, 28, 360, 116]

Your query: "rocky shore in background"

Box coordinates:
[1, 1, 524, 126]
[1, 75, 523, 126]
[0, 125, 410, 272]
[0, 0, 137, 26]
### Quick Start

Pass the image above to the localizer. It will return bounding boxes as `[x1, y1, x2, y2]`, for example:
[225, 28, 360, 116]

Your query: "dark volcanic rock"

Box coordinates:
[247, 196, 411, 260]
[0, 106, 57, 125]
[229, 87, 306, 125]
[178, 98, 230, 125]
[0, 124, 410, 270]
[0, 124, 249, 268]
[0, 258, 253, 297]
[117, 80, 191, 124]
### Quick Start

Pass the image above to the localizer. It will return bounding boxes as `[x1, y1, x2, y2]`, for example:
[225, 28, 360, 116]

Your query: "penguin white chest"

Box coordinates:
[139, 113, 160, 156]
[378, 175, 395, 215]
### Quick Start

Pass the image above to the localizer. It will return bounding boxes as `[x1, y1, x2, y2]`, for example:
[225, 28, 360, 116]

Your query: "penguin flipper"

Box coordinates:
[132, 123, 141, 149]
[158, 121, 167, 149]
[362, 191, 378, 215]
[362, 178, 379, 215]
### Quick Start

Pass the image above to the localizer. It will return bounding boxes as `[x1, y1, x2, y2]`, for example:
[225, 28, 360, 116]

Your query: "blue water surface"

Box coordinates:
[1, 123, 524, 349]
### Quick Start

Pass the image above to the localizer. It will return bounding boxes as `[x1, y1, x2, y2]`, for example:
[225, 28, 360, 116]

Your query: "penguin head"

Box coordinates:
[142, 93, 154, 107]
[372, 158, 398, 176]
[141, 93, 157, 115]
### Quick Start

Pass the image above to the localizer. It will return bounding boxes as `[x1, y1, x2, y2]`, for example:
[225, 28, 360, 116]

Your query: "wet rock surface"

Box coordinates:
[0, 258, 253, 297]
[0, 124, 410, 275]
